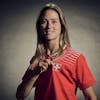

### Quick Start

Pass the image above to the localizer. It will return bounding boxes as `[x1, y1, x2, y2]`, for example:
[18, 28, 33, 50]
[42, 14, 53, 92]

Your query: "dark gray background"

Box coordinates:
[0, 0, 100, 100]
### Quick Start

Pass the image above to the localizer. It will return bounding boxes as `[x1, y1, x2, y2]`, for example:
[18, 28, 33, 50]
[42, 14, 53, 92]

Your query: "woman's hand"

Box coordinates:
[29, 56, 53, 74]
[38, 58, 51, 73]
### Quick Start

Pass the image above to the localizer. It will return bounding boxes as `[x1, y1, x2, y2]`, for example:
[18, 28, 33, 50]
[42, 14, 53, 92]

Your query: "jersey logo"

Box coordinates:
[53, 63, 61, 71]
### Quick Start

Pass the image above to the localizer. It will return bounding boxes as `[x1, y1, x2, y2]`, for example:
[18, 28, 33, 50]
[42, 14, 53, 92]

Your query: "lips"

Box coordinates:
[46, 30, 54, 34]
[47, 32, 52, 34]
[43, 30, 54, 35]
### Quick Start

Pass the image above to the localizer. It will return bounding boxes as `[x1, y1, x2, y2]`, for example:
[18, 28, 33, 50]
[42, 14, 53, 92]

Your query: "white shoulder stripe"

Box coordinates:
[58, 47, 81, 66]
[60, 59, 74, 65]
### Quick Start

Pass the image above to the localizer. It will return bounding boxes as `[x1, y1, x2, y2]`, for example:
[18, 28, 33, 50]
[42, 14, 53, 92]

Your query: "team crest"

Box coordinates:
[53, 63, 62, 71]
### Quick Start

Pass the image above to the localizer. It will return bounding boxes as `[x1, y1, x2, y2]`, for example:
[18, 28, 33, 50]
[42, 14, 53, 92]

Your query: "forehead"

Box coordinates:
[42, 9, 60, 20]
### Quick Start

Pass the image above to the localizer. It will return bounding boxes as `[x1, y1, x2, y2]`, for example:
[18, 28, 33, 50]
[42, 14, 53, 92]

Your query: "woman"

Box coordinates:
[16, 3, 97, 100]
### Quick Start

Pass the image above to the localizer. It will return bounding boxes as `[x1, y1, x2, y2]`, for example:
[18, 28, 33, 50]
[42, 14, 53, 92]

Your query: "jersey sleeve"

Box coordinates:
[76, 54, 96, 90]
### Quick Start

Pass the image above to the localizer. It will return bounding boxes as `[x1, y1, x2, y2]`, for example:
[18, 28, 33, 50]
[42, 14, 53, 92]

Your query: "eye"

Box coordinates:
[40, 19, 47, 24]
[51, 20, 58, 24]
[52, 20, 57, 24]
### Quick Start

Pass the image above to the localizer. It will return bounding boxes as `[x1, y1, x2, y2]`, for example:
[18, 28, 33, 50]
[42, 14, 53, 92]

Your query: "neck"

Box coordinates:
[46, 39, 60, 55]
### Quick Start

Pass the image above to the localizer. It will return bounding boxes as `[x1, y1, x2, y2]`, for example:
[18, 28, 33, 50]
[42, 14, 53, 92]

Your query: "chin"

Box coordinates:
[45, 36, 53, 40]
[46, 38, 56, 41]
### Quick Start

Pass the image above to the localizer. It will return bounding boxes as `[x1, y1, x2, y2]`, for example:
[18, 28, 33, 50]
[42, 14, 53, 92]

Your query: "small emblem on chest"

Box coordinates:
[53, 64, 61, 71]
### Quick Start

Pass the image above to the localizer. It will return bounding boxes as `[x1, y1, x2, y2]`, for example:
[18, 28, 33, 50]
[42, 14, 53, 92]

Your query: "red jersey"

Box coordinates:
[23, 46, 96, 100]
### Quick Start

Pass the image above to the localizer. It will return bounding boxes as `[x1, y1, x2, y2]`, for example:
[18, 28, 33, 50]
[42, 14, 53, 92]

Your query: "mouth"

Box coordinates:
[46, 30, 53, 34]
[43, 30, 54, 35]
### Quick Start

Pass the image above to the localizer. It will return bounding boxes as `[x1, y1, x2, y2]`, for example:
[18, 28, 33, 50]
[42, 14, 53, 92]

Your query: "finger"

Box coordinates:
[39, 60, 48, 66]
[39, 55, 46, 61]
[40, 66, 48, 73]
[38, 61, 49, 72]
[46, 59, 51, 65]
[41, 64, 48, 70]
[46, 59, 53, 66]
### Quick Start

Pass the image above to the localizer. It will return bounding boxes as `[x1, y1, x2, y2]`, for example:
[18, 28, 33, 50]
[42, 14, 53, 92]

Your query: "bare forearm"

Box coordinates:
[23, 75, 39, 97]
[84, 93, 97, 100]
[16, 58, 49, 100]
[83, 87, 97, 100]
[16, 75, 39, 100]
[84, 94, 97, 100]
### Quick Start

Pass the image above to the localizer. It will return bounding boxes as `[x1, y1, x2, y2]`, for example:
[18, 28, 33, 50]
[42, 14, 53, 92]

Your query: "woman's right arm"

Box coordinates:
[16, 65, 41, 100]
[16, 58, 49, 100]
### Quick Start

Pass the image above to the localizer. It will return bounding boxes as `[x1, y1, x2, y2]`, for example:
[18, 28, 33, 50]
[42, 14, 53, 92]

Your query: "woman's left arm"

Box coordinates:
[83, 86, 97, 100]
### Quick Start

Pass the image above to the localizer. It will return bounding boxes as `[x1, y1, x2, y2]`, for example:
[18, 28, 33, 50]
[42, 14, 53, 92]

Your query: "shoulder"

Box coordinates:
[61, 46, 85, 65]
[63, 46, 81, 58]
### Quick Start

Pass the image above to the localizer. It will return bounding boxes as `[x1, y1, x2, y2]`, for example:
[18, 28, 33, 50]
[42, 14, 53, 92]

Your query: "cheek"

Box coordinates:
[55, 24, 61, 31]
[55, 22, 61, 28]
[40, 24, 47, 30]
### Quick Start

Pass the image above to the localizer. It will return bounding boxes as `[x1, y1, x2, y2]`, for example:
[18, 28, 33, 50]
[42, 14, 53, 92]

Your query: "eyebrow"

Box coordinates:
[42, 18, 59, 21]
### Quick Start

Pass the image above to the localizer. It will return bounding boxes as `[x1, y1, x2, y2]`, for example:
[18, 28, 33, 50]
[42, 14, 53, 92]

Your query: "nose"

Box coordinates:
[47, 21, 52, 29]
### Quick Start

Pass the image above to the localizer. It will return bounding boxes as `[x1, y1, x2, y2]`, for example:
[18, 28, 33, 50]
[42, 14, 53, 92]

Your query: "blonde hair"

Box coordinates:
[30, 3, 71, 64]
